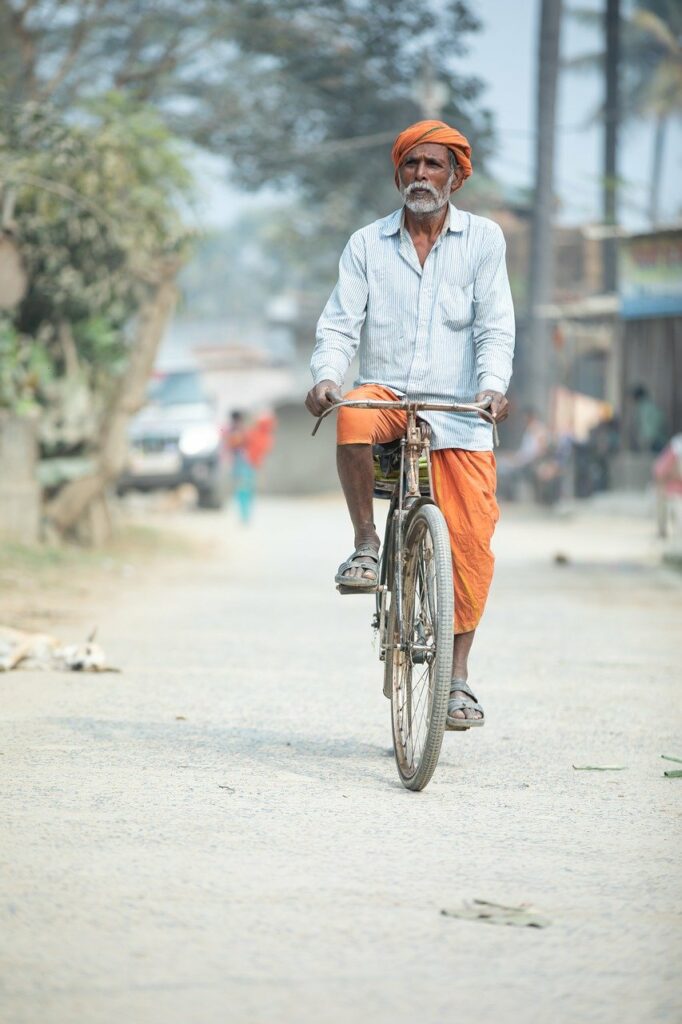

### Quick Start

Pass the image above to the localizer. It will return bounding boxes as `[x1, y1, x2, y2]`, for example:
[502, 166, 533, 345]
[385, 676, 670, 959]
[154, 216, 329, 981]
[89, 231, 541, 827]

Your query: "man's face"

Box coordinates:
[397, 142, 462, 214]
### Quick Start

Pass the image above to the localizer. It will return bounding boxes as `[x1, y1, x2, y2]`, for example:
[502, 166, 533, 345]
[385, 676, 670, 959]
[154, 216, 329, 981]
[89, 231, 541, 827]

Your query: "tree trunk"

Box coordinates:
[648, 113, 667, 227]
[0, 412, 40, 544]
[526, 0, 563, 420]
[602, 0, 620, 292]
[44, 261, 180, 540]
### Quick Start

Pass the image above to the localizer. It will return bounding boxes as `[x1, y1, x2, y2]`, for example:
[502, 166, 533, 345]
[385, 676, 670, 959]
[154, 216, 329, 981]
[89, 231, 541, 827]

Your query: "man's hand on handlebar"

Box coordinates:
[475, 390, 509, 423]
[305, 380, 343, 417]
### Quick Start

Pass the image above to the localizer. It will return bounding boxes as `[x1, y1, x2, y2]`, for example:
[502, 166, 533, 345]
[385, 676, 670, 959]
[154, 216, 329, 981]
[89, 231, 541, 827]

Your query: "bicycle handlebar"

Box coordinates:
[311, 396, 500, 445]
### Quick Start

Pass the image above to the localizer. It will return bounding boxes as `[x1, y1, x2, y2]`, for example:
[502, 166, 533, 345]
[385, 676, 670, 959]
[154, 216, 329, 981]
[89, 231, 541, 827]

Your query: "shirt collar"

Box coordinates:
[380, 202, 465, 237]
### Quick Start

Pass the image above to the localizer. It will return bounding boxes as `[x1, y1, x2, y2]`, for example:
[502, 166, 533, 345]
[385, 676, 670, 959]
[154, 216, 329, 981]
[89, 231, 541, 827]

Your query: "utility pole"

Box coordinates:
[526, 0, 563, 419]
[603, 0, 620, 292]
[419, 54, 448, 120]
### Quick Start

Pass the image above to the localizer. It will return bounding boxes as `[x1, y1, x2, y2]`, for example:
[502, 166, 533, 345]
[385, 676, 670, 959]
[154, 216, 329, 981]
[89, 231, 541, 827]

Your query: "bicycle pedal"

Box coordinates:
[336, 583, 377, 595]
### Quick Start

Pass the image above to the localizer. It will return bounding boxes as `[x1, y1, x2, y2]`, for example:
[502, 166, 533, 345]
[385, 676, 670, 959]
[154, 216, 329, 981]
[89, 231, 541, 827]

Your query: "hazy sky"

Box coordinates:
[462, 0, 681, 227]
[193, 0, 681, 230]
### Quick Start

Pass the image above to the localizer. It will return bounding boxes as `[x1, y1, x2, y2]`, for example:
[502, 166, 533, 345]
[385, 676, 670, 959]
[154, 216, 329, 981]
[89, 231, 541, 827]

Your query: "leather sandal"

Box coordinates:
[446, 679, 485, 731]
[335, 543, 380, 592]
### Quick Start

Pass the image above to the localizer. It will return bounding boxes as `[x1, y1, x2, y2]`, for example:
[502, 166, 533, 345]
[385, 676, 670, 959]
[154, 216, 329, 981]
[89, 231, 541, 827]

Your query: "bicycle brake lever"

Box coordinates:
[312, 404, 338, 436]
[478, 407, 500, 447]
[474, 397, 500, 447]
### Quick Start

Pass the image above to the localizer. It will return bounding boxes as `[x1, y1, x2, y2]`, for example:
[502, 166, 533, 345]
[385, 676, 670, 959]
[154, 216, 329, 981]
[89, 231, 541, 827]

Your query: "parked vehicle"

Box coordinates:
[118, 369, 228, 508]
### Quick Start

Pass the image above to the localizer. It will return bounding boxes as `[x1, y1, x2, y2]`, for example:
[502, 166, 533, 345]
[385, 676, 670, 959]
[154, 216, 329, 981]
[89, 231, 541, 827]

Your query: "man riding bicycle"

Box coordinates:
[305, 120, 515, 729]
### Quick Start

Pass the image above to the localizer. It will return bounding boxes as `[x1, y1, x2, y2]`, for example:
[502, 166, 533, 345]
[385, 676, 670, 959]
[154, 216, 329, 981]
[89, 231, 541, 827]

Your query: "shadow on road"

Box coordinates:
[49, 716, 392, 786]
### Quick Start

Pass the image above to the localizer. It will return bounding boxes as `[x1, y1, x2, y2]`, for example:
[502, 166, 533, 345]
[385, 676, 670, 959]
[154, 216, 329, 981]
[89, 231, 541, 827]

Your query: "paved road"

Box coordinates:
[1, 497, 681, 1024]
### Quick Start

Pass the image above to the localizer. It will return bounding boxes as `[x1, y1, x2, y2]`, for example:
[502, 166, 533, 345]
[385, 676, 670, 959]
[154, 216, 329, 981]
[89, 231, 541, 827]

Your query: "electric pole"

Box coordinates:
[603, 0, 620, 292]
[526, 0, 563, 419]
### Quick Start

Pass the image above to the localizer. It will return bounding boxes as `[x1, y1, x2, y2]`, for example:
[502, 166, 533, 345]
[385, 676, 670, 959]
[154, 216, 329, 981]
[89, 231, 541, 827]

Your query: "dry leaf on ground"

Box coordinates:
[441, 899, 550, 928]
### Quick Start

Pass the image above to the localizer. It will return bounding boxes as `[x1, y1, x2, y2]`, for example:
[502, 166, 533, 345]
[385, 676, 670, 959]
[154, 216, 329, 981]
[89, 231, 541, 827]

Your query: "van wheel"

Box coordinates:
[197, 482, 224, 510]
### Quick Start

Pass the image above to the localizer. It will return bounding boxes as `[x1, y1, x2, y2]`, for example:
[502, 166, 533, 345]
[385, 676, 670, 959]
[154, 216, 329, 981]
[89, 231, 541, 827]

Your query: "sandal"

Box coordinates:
[446, 679, 485, 731]
[335, 543, 380, 592]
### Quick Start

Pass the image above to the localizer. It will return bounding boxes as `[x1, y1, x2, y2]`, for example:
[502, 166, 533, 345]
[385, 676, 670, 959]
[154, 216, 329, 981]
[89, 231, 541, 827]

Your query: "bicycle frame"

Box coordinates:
[387, 405, 434, 661]
[313, 396, 497, 663]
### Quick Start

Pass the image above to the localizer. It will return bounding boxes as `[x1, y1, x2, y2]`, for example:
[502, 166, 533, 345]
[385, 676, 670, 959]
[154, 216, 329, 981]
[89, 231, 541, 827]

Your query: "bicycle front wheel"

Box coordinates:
[387, 503, 454, 791]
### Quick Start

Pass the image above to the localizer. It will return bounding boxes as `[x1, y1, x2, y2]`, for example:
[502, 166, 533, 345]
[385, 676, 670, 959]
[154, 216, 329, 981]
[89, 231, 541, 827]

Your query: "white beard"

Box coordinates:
[400, 175, 453, 214]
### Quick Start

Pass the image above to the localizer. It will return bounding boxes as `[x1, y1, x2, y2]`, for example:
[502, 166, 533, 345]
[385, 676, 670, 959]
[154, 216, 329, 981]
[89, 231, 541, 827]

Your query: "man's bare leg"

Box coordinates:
[336, 443, 380, 581]
[450, 629, 482, 721]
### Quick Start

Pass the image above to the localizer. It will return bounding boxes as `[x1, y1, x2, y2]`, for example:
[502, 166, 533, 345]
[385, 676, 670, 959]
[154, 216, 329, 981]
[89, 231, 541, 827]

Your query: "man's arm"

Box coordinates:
[307, 233, 369, 415]
[472, 223, 515, 422]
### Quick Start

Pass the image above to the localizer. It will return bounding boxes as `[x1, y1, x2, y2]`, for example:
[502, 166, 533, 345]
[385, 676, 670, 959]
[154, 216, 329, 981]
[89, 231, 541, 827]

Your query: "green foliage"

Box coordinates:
[73, 316, 125, 374]
[0, 318, 52, 413]
[566, 1, 682, 121]
[1, 0, 494, 402]
[214, 0, 492, 214]
[0, 94, 193, 390]
[629, 3, 682, 119]
[0, 0, 492, 227]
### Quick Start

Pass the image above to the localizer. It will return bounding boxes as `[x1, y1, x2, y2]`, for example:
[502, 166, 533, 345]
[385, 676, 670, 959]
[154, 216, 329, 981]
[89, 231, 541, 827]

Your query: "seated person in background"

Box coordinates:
[496, 407, 551, 499]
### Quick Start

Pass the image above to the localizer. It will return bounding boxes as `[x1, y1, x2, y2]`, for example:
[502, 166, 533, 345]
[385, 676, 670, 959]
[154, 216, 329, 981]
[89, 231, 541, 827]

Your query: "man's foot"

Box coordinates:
[446, 679, 485, 730]
[335, 543, 380, 589]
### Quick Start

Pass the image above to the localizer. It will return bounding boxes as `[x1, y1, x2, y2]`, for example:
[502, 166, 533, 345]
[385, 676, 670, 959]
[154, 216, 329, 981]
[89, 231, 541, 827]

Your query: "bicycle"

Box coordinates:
[313, 397, 498, 791]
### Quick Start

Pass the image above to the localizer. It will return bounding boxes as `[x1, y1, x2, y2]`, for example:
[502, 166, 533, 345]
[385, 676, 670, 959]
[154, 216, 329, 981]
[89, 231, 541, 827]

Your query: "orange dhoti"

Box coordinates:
[336, 385, 499, 634]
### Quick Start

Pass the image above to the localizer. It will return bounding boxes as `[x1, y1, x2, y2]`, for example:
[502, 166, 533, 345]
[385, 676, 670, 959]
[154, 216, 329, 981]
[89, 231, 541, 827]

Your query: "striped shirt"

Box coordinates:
[311, 203, 515, 450]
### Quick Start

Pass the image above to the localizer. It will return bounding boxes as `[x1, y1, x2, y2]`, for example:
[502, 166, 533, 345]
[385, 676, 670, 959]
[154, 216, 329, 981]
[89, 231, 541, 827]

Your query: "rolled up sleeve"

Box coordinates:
[472, 224, 515, 394]
[311, 233, 369, 387]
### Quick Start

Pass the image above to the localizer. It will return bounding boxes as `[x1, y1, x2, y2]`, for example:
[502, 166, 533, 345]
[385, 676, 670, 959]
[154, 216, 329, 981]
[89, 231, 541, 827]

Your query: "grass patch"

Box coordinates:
[0, 522, 201, 574]
[0, 520, 207, 631]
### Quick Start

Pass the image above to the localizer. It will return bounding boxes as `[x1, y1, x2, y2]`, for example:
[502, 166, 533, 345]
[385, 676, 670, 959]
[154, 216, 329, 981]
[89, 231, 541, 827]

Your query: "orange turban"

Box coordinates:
[391, 120, 472, 184]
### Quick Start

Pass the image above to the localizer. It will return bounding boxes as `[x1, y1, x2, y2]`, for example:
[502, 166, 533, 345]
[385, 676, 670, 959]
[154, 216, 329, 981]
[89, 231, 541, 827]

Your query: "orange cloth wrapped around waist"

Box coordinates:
[337, 385, 498, 634]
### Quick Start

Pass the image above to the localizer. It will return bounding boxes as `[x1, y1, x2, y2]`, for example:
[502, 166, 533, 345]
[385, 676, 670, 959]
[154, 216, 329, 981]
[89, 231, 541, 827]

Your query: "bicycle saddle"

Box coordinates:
[373, 420, 431, 472]
[373, 439, 401, 476]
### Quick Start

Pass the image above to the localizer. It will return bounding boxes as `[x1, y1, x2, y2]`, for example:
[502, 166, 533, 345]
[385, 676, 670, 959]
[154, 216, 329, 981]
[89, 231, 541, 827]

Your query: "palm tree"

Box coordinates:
[565, 1, 682, 226]
[629, 3, 682, 223]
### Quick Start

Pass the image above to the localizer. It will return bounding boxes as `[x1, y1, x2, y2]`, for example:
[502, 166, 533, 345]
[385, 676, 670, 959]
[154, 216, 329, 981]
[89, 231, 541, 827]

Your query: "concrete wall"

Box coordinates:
[259, 400, 339, 496]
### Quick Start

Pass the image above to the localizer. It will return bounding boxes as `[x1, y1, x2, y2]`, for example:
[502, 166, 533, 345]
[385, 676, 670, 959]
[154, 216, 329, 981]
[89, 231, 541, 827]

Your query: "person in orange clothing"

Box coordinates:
[305, 120, 515, 729]
[223, 410, 276, 523]
[336, 383, 499, 638]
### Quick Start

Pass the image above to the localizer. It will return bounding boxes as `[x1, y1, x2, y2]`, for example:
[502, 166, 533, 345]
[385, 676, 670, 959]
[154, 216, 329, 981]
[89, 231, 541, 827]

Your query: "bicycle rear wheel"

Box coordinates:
[386, 503, 454, 791]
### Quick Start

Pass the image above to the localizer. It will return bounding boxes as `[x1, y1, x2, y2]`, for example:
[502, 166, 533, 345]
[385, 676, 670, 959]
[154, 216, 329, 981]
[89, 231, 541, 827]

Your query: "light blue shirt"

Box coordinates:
[311, 203, 515, 450]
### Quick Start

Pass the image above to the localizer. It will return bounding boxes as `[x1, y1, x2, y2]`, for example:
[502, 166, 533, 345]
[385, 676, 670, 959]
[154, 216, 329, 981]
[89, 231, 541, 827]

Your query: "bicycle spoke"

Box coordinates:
[396, 525, 438, 769]
[390, 505, 452, 790]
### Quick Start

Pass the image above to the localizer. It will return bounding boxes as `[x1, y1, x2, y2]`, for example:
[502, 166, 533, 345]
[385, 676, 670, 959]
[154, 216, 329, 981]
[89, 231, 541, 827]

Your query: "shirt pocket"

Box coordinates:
[440, 282, 474, 331]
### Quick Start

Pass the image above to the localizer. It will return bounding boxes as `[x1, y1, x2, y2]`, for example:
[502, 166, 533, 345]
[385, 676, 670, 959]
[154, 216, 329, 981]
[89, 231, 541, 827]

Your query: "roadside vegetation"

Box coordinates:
[0, 0, 489, 544]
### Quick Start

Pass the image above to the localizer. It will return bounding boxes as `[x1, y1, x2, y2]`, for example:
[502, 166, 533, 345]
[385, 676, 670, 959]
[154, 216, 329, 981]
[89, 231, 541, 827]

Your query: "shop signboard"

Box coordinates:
[619, 229, 682, 319]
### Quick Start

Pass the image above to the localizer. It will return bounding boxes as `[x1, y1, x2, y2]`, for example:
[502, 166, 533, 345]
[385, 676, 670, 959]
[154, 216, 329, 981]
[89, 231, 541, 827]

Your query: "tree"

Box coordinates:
[629, 2, 682, 224]
[0, 95, 192, 538]
[0, 0, 493, 224]
[0, 0, 494, 539]
[2, 97, 190, 382]
[565, 1, 682, 226]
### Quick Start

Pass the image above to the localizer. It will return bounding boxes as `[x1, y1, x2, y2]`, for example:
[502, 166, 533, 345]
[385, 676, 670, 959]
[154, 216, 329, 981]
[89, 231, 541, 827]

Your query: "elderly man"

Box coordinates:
[305, 120, 515, 728]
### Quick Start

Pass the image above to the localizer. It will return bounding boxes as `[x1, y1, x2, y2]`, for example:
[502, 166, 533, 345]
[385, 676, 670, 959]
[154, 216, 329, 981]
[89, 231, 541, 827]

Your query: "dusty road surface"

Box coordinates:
[1, 496, 681, 1024]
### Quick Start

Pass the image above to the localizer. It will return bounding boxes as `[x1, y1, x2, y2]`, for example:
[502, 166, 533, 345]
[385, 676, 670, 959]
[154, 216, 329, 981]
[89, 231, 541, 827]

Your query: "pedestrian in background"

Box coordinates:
[631, 385, 666, 453]
[653, 433, 682, 538]
[223, 410, 276, 524]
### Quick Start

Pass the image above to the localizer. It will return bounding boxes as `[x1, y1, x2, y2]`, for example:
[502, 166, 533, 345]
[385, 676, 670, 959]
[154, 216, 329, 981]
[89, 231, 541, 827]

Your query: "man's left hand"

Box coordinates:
[475, 390, 509, 423]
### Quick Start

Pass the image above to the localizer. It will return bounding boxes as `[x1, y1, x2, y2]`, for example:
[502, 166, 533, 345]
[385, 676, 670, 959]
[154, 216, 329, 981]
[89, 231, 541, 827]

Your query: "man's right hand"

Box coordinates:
[305, 380, 343, 417]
